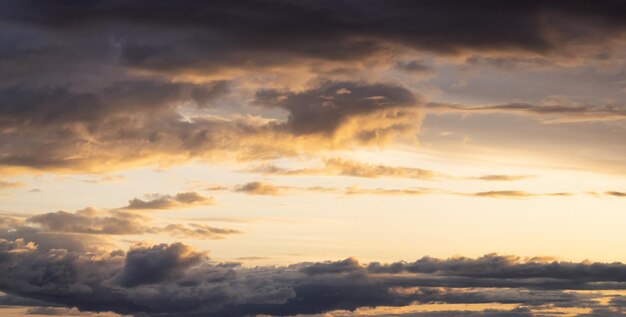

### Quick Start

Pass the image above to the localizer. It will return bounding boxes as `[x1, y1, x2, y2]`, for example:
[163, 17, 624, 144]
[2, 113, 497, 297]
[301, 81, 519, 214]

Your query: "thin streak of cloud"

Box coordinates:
[122, 192, 214, 210]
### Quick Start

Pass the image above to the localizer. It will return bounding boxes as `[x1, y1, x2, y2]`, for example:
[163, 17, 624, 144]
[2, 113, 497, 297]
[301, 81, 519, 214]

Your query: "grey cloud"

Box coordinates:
[23, 207, 239, 240]
[1, 239, 624, 317]
[27, 209, 147, 235]
[0, 226, 111, 252]
[0, 80, 422, 173]
[0, 80, 229, 129]
[0, 293, 55, 307]
[1, 0, 626, 176]
[254, 81, 420, 137]
[115, 243, 206, 287]
[365, 253, 626, 282]
[3, 1, 626, 67]
[396, 60, 434, 74]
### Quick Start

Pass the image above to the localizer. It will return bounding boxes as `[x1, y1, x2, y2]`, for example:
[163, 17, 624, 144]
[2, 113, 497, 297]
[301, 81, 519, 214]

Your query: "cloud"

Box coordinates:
[471, 175, 533, 181]
[344, 186, 428, 196]
[254, 81, 421, 139]
[77, 175, 126, 184]
[123, 192, 213, 210]
[427, 101, 626, 124]
[23, 207, 239, 241]
[150, 224, 241, 240]
[0, 180, 22, 189]
[354, 308, 537, 317]
[1, 1, 626, 176]
[27, 208, 148, 235]
[0, 241, 624, 317]
[396, 60, 434, 75]
[606, 191, 626, 197]
[251, 158, 437, 180]
[4, 1, 625, 72]
[0, 80, 423, 174]
[235, 182, 282, 196]
[250, 158, 534, 183]
[114, 243, 206, 287]
[471, 191, 536, 198]
[470, 191, 571, 198]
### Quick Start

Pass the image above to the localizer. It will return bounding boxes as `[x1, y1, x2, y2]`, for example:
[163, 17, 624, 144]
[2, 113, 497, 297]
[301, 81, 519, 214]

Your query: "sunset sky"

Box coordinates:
[1, 1, 626, 316]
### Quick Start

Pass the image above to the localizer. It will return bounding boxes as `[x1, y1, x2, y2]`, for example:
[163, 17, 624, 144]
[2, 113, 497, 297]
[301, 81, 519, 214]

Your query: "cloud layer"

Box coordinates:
[0, 240, 625, 317]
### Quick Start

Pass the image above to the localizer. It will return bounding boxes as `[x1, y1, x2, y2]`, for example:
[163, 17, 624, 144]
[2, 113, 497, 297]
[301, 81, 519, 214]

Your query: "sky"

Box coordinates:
[1, 1, 626, 316]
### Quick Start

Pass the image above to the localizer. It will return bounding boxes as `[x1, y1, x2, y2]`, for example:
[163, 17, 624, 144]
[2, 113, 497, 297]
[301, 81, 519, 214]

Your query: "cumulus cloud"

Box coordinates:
[0, 241, 624, 317]
[254, 81, 421, 140]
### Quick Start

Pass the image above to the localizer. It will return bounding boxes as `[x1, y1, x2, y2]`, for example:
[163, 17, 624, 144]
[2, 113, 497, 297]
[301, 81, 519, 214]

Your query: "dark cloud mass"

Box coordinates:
[254, 81, 420, 137]
[1, 1, 626, 172]
[0, 240, 625, 317]
[3, 0, 626, 60]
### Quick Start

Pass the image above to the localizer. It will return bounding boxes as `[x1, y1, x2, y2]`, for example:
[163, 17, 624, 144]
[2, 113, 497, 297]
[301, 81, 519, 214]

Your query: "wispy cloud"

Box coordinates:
[122, 192, 214, 210]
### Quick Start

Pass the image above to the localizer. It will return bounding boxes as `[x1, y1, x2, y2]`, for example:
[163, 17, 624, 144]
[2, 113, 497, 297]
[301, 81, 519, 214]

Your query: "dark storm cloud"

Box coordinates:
[0, 80, 229, 129]
[0, 293, 56, 307]
[365, 253, 626, 282]
[254, 81, 420, 136]
[396, 60, 434, 75]
[3, 1, 625, 173]
[3, 0, 626, 63]
[115, 243, 206, 287]
[0, 240, 623, 317]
